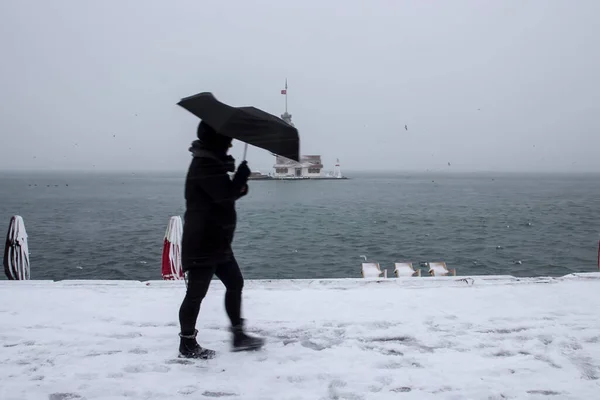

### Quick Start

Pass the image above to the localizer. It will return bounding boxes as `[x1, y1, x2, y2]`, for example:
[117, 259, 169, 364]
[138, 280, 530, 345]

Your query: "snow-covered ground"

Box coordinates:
[2, 274, 600, 399]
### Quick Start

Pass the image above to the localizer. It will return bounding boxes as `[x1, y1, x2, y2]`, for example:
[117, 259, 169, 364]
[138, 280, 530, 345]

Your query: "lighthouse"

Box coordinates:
[268, 79, 347, 180]
[334, 159, 343, 179]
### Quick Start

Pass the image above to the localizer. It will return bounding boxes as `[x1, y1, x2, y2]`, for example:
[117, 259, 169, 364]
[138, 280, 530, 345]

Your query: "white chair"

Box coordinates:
[428, 262, 456, 276]
[361, 262, 383, 278]
[394, 262, 421, 277]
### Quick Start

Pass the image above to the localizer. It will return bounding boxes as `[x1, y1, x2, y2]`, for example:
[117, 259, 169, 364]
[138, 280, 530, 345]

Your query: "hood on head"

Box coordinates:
[197, 121, 232, 153]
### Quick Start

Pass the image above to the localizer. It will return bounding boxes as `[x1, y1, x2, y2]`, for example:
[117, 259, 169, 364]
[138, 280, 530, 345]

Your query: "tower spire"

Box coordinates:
[285, 78, 288, 113]
[280, 78, 293, 126]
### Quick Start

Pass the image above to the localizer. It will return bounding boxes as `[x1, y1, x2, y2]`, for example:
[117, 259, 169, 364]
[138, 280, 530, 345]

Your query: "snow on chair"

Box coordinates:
[394, 262, 421, 277]
[361, 262, 383, 278]
[428, 262, 456, 276]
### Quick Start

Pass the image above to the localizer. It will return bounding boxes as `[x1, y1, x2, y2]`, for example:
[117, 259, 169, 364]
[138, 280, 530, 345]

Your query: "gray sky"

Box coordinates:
[1, 0, 599, 173]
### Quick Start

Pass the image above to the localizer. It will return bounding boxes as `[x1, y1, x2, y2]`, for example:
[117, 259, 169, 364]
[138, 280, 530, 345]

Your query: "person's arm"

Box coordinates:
[193, 158, 250, 204]
[237, 184, 249, 199]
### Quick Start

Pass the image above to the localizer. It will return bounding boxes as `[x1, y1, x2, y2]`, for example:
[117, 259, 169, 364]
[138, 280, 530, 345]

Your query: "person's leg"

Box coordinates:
[179, 267, 214, 334]
[214, 257, 244, 326]
[178, 266, 216, 358]
[215, 256, 265, 351]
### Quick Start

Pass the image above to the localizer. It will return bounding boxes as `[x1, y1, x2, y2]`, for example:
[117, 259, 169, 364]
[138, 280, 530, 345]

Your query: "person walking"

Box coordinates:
[178, 121, 265, 359]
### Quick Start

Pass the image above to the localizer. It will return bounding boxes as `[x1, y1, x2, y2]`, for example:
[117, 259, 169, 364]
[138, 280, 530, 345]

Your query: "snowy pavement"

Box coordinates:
[1, 274, 600, 399]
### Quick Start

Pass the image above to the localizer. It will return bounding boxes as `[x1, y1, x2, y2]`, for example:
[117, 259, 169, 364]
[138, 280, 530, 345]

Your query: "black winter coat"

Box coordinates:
[181, 150, 248, 270]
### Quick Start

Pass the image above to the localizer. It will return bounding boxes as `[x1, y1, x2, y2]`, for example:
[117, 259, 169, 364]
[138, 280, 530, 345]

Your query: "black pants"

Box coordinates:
[179, 257, 244, 336]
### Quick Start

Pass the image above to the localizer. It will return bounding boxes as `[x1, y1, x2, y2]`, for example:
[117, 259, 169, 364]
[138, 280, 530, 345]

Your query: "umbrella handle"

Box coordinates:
[242, 143, 248, 161]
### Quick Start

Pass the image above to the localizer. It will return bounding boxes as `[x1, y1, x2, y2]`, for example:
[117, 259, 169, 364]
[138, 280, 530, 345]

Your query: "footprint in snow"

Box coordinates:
[202, 391, 239, 397]
[48, 394, 84, 400]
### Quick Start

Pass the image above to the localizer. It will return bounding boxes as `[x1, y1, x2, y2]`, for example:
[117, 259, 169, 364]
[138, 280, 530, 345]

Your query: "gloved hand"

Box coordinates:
[235, 161, 251, 181]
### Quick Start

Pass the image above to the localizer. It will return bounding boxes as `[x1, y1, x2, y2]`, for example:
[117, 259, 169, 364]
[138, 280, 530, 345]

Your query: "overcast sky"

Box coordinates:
[1, 0, 598, 173]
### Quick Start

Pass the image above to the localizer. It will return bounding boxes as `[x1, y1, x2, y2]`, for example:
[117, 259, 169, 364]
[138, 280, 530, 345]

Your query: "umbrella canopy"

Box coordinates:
[161, 216, 183, 281]
[3, 215, 30, 280]
[177, 92, 300, 162]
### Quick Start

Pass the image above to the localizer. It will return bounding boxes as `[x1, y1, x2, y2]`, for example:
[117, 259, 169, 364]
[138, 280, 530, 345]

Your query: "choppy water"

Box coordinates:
[1, 171, 599, 280]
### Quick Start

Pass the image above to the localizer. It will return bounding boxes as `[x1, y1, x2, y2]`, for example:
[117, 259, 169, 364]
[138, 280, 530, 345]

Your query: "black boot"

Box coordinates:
[178, 330, 216, 359]
[230, 319, 265, 352]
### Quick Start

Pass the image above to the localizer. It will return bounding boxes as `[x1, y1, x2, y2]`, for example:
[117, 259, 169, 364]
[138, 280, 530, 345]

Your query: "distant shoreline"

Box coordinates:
[1, 169, 598, 178]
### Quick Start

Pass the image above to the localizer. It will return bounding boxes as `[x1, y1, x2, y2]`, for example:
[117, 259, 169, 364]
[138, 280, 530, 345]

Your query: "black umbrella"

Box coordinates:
[177, 92, 300, 162]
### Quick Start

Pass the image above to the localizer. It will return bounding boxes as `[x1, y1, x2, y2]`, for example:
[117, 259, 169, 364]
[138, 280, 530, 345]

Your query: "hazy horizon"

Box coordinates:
[1, 0, 599, 174]
[1, 166, 599, 177]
